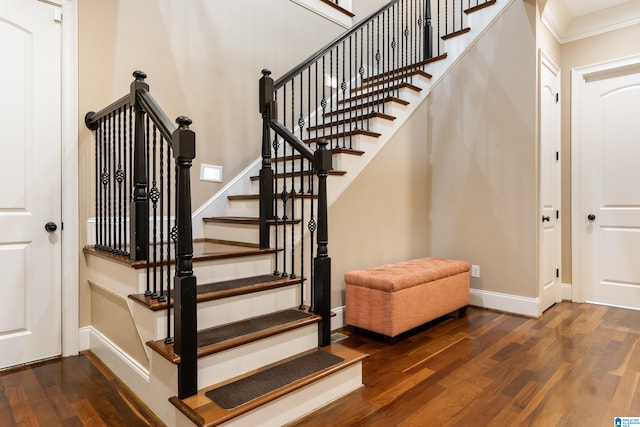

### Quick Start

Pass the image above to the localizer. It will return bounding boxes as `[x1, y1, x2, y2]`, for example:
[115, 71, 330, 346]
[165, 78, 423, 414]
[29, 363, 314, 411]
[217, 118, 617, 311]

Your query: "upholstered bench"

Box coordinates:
[345, 257, 470, 342]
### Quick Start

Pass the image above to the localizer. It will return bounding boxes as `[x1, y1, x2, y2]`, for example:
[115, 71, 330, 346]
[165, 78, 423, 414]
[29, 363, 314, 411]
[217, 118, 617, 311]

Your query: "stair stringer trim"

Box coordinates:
[191, 0, 514, 240]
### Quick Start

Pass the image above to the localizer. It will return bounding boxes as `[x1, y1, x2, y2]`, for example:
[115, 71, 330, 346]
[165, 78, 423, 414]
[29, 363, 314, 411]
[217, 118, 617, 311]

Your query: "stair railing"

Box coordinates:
[85, 71, 198, 399]
[259, 0, 492, 346]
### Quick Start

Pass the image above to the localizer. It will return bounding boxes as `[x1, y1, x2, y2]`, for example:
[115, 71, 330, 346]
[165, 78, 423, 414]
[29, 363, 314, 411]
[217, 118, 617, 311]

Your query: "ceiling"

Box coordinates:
[561, 0, 633, 18]
[542, 0, 640, 43]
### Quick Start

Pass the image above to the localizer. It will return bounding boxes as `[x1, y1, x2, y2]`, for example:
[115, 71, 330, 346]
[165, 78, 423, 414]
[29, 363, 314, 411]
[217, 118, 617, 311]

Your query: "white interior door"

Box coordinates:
[0, 0, 63, 368]
[539, 52, 561, 314]
[584, 66, 640, 310]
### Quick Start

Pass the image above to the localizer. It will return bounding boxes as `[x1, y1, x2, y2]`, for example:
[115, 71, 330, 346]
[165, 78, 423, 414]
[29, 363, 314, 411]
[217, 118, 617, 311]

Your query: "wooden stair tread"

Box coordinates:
[272, 145, 366, 163]
[250, 170, 347, 181]
[84, 240, 277, 270]
[227, 192, 319, 201]
[147, 308, 320, 363]
[306, 112, 396, 133]
[353, 69, 431, 93]
[323, 96, 410, 118]
[361, 54, 447, 84]
[304, 129, 381, 144]
[337, 82, 421, 105]
[465, 0, 496, 14]
[129, 274, 303, 311]
[169, 343, 367, 427]
[203, 216, 301, 225]
[319, 0, 355, 17]
[442, 27, 471, 40]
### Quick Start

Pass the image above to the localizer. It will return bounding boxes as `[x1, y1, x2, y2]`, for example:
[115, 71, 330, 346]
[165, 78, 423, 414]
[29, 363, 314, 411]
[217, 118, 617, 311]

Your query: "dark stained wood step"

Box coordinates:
[129, 274, 303, 311]
[147, 308, 320, 364]
[250, 169, 347, 181]
[353, 70, 431, 93]
[272, 146, 366, 163]
[362, 54, 447, 84]
[304, 129, 381, 144]
[320, 0, 355, 17]
[323, 96, 410, 118]
[337, 82, 421, 105]
[84, 240, 277, 270]
[442, 27, 471, 40]
[169, 343, 367, 427]
[227, 192, 319, 201]
[465, 0, 496, 14]
[203, 216, 301, 226]
[307, 112, 396, 133]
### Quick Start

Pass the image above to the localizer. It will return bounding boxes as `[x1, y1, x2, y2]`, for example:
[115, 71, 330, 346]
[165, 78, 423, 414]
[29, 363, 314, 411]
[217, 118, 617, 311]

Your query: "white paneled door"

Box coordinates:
[584, 66, 640, 310]
[539, 52, 561, 314]
[0, 0, 62, 368]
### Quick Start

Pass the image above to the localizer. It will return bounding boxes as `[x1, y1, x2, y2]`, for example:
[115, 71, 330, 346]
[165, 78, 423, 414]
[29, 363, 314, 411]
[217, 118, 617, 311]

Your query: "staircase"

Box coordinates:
[83, 1, 510, 426]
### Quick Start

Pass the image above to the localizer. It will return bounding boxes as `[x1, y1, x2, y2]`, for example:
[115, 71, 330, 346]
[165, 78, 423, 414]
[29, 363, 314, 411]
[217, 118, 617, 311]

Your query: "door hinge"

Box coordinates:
[556, 93, 559, 103]
[556, 268, 559, 278]
[61, 222, 64, 231]
[556, 151, 559, 161]
[556, 210, 559, 220]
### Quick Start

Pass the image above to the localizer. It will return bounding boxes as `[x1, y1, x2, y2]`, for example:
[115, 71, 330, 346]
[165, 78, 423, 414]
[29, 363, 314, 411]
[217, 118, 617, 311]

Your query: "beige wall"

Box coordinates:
[428, 0, 538, 298]
[328, 99, 431, 306]
[78, 0, 388, 327]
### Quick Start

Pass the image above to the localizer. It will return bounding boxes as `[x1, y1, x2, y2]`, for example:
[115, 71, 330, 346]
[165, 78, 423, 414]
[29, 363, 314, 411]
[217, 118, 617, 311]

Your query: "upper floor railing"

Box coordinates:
[258, 0, 491, 347]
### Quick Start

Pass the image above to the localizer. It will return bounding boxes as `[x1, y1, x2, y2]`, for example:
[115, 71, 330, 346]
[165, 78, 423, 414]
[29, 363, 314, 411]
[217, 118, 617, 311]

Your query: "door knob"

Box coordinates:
[542, 216, 550, 222]
[587, 214, 596, 221]
[45, 222, 57, 232]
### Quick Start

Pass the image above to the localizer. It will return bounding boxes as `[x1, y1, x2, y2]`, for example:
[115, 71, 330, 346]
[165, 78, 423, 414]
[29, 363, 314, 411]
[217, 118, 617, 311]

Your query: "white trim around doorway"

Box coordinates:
[56, 0, 80, 358]
[571, 53, 640, 305]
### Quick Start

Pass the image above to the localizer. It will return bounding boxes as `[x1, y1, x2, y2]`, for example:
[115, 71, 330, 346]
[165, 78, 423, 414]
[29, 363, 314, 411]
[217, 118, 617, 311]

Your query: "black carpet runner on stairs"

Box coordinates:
[196, 274, 285, 295]
[197, 310, 313, 347]
[205, 350, 345, 409]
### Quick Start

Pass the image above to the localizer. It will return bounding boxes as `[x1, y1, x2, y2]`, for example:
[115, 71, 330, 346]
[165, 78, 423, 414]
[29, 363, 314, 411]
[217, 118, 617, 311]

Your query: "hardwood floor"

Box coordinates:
[0, 351, 164, 427]
[290, 302, 640, 426]
[1, 303, 637, 426]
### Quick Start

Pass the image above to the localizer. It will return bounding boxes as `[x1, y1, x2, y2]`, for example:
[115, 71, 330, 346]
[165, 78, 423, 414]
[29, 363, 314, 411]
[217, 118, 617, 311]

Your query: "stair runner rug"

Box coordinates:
[197, 274, 285, 294]
[205, 350, 345, 409]
[197, 310, 313, 347]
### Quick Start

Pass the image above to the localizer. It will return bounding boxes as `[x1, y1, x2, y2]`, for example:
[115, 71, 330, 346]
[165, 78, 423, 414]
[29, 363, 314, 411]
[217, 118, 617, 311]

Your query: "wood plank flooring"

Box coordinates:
[0, 352, 164, 427]
[0, 302, 637, 426]
[289, 302, 640, 426]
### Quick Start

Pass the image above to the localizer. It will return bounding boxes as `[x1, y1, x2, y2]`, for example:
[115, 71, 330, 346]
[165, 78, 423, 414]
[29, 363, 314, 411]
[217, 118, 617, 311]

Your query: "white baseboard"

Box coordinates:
[469, 288, 540, 318]
[561, 283, 572, 301]
[78, 326, 91, 351]
[86, 326, 150, 385]
[331, 306, 346, 331]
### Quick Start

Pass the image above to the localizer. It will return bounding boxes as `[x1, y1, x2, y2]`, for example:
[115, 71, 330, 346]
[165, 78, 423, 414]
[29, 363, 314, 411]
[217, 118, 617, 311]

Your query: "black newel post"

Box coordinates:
[172, 116, 198, 399]
[259, 69, 276, 249]
[130, 71, 149, 261]
[312, 139, 332, 347]
[424, 0, 433, 60]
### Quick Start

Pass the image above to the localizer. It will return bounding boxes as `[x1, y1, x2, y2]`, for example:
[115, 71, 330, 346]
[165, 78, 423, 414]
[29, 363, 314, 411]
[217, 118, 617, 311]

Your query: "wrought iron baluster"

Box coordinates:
[158, 134, 166, 304]
[151, 124, 159, 300]
[117, 107, 124, 254]
[95, 120, 101, 249]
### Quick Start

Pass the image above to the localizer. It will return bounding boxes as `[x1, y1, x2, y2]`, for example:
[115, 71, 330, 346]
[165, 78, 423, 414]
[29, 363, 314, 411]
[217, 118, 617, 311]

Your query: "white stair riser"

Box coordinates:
[204, 220, 308, 247]
[197, 285, 301, 330]
[210, 362, 363, 427]
[204, 221, 260, 245]
[129, 285, 301, 343]
[197, 324, 318, 385]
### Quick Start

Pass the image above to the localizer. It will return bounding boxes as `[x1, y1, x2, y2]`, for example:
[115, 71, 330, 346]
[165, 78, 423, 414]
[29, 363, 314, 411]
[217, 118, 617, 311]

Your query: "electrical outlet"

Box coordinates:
[471, 265, 480, 278]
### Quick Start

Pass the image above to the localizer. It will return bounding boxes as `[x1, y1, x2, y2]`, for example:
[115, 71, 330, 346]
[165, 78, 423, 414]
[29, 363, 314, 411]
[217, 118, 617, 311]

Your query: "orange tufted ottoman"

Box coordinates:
[345, 257, 470, 341]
